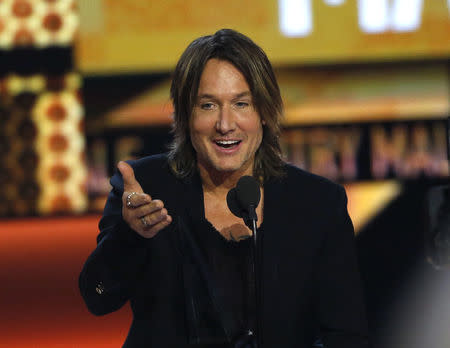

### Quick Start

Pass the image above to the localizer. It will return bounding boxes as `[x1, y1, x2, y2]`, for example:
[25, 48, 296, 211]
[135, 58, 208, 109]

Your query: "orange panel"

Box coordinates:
[0, 215, 131, 347]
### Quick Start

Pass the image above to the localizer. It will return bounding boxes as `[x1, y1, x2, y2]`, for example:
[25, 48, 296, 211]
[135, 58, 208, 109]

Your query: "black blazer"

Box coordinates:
[79, 154, 369, 348]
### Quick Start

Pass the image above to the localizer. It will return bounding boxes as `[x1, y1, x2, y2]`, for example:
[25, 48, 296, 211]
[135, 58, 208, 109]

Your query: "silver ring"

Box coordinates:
[126, 192, 138, 208]
[141, 216, 148, 228]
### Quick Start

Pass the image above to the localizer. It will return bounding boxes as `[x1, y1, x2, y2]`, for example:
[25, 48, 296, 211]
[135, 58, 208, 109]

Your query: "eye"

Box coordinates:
[200, 102, 215, 110]
[235, 101, 249, 108]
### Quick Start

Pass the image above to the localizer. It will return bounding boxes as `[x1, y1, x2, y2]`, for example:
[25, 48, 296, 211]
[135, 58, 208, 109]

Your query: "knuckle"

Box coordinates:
[144, 194, 152, 201]
[148, 203, 160, 212]
[148, 215, 162, 225]
[153, 199, 164, 208]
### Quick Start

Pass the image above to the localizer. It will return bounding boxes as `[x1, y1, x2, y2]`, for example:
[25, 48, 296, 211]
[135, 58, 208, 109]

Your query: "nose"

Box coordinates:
[215, 105, 236, 134]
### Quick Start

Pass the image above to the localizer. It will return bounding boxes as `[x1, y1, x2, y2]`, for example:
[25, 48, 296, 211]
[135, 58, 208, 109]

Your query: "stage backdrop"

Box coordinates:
[76, 0, 450, 74]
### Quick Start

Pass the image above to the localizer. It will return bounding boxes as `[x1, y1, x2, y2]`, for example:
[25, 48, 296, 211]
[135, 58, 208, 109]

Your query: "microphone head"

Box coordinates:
[226, 176, 261, 219]
[235, 175, 261, 210]
[226, 188, 243, 218]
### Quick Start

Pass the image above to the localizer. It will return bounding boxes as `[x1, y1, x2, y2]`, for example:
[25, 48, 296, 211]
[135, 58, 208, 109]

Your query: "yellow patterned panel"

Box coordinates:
[32, 86, 87, 215]
[0, 0, 78, 49]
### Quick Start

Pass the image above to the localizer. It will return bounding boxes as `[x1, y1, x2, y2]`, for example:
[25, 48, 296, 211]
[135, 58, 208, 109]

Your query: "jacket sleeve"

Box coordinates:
[316, 186, 370, 348]
[79, 170, 150, 316]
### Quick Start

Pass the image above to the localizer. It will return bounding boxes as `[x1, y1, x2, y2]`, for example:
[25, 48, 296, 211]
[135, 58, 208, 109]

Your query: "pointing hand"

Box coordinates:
[118, 161, 172, 238]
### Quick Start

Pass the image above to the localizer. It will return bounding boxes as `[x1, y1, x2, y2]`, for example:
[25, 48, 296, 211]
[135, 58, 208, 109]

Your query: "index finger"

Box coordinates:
[125, 192, 152, 208]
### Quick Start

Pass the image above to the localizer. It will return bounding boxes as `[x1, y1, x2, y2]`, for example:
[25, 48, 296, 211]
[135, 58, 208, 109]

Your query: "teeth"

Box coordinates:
[216, 140, 240, 145]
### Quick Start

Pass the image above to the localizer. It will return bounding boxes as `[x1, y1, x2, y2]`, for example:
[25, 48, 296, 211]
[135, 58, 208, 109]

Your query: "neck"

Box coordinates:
[198, 163, 253, 196]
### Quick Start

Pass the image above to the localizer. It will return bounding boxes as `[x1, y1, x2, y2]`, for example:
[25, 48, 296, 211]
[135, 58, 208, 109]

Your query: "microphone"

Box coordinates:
[227, 175, 261, 348]
[226, 175, 261, 230]
[227, 176, 261, 348]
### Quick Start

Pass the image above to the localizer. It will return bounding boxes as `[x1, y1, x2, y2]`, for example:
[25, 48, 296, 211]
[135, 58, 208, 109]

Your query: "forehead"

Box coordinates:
[197, 59, 250, 97]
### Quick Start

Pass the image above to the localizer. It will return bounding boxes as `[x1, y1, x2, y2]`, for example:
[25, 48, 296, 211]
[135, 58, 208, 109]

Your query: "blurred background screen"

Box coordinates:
[76, 0, 450, 73]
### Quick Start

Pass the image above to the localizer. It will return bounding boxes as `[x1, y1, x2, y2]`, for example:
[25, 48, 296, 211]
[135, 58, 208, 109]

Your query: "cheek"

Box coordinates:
[248, 119, 264, 145]
[189, 116, 211, 150]
[190, 114, 213, 135]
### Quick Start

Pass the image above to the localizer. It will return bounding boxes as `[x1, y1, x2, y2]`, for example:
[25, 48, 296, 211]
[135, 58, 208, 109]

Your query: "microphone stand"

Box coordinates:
[245, 207, 260, 348]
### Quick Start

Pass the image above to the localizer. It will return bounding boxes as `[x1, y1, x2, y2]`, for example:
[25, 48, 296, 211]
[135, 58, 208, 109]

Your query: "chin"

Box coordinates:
[211, 159, 251, 175]
[211, 163, 240, 173]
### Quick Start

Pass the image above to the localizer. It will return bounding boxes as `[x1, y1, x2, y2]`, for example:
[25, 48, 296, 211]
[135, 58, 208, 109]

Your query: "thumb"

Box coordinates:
[117, 161, 143, 193]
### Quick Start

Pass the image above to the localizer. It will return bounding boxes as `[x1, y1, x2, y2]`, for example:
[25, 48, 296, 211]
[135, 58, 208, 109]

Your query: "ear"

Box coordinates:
[261, 119, 266, 125]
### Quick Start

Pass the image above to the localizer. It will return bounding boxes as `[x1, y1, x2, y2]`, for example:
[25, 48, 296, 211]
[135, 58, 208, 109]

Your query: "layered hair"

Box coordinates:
[168, 28, 284, 181]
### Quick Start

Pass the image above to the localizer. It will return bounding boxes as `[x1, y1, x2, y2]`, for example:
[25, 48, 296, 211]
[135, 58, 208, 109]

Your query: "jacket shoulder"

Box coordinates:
[283, 163, 344, 195]
[275, 163, 347, 212]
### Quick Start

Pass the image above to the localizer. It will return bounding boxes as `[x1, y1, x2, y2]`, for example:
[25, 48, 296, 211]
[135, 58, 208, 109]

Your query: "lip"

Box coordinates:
[212, 139, 243, 154]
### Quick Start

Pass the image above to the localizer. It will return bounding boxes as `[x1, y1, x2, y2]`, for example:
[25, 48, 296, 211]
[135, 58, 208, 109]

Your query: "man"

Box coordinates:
[79, 29, 369, 348]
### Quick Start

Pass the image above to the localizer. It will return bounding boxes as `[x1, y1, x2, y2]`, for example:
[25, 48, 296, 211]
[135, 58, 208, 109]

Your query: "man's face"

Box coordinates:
[190, 58, 264, 176]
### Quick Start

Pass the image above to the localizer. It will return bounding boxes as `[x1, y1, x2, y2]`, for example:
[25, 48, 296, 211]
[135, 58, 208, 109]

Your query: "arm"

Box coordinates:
[316, 186, 370, 348]
[79, 161, 172, 316]
[78, 174, 150, 316]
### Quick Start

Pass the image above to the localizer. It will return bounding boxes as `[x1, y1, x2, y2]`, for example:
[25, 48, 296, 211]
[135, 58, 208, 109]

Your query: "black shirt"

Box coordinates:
[192, 218, 256, 346]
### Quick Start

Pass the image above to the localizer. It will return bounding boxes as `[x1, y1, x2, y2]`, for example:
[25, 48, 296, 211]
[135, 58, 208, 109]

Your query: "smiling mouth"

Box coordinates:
[214, 140, 242, 148]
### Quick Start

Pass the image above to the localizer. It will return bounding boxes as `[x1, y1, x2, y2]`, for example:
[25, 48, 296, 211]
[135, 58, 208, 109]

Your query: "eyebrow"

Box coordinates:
[196, 91, 252, 100]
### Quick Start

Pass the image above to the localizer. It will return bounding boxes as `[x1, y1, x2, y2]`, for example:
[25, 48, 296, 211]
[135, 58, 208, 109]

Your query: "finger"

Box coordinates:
[143, 215, 172, 238]
[142, 207, 168, 226]
[133, 199, 164, 216]
[125, 192, 152, 208]
[118, 161, 143, 193]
